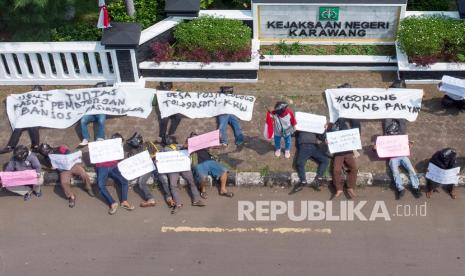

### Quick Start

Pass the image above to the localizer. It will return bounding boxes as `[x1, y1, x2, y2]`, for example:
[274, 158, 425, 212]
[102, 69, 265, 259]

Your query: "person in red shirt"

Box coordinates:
[265, 102, 297, 159]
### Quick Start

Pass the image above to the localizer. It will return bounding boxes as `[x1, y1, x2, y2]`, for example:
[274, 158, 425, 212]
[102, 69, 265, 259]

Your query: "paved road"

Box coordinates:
[0, 186, 464, 276]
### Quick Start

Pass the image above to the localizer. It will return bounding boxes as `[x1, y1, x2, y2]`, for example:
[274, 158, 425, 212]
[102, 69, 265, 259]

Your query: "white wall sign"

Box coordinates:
[155, 150, 191, 174]
[156, 91, 256, 121]
[426, 163, 460, 185]
[88, 138, 124, 164]
[325, 88, 423, 123]
[295, 112, 327, 134]
[118, 151, 156, 181]
[326, 128, 362, 154]
[49, 151, 83, 171]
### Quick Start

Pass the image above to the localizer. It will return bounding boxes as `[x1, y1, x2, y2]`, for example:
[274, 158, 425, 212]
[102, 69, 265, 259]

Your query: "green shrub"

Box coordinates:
[107, 0, 158, 29]
[407, 0, 450, 11]
[397, 16, 465, 63]
[51, 23, 102, 41]
[200, 0, 215, 9]
[174, 16, 251, 53]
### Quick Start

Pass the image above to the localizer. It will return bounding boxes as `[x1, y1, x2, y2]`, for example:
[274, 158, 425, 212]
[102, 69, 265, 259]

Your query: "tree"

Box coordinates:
[125, 0, 135, 17]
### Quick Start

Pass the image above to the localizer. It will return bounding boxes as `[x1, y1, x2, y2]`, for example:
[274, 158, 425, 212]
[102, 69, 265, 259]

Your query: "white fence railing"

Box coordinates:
[0, 42, 118, 85]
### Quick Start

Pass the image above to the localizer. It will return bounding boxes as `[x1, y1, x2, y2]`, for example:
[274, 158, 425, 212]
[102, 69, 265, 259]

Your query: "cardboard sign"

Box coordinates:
[376, 135, 410, 158]
[49, 151, 83, 171]
[295, 112, 327, 134]
[426, 163, 460, 185]
[118, 151, 156, 181]
[439, 75, 465, 99]
[155, 150, 191, 174]
[0, 170, 38, 187]
[88, 138, 124, 164]
[6, 86, 155, 129]
[325, 88, 423, 123]
[188, 130, 220, 154]
[326, 128, 362, 154]
[156, 91, 256, 121]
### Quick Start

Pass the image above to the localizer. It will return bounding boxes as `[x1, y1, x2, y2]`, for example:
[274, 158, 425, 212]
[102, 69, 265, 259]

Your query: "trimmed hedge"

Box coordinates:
[397, 16, 465, 65]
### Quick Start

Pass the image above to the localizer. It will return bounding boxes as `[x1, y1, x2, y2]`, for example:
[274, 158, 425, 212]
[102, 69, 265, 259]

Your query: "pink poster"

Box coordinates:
[376, 135, 410, 158]
[0, 170, 39, 187]
[188, 130, 220, 154]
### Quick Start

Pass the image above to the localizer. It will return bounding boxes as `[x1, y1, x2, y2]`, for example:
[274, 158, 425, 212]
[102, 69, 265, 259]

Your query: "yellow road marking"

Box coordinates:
[161, 226, 331, 234]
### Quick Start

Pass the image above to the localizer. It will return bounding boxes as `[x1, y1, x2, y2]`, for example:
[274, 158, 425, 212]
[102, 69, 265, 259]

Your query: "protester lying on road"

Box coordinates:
[217, 86, 244, 148]
[1, 145, 42, 201]
[95, 133, 135, 215]
[38, 143, 95, 208]
[265, 101, 297, 159]
[427, 148, 459, 199]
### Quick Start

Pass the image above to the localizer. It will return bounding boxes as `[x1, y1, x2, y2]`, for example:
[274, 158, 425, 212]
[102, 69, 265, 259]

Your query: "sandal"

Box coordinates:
[171, 204, 183, 214]
[219, 191, 234, 198]
[200, 192, 208, 200]
[166, 198, 176, 208]
[120, 203, 135, 211]
[108, 204, 118, 215]
[68, 197, 76, 208]
[140, 200, 156, 208]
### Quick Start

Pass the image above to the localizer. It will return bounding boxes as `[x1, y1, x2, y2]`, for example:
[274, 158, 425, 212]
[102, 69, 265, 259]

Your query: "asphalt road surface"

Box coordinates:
[0, 185, 464, 276]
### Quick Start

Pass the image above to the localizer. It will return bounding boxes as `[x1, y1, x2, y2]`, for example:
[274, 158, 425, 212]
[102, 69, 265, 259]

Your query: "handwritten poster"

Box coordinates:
[326, 128, 362, 154]
[295, 112, 327, 134]
[0, 170, 38, 187]
[6, 86, 155, 129]
[426, 163, 460, 185]
[155, 150, 191, 174]
[376, 135, 410, 158]
[49, 151, 83, 171]
[325, 88, 423, 123]
[439, 75, 465, 99]
[118, 151, 156, 181]
[188, 130, 220, 154]
[156, 91, 256, 121]
[88, 138, 124, 164]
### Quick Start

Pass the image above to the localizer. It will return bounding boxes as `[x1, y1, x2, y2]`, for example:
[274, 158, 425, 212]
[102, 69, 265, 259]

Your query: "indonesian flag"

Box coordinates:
[97, 0, 111, 29]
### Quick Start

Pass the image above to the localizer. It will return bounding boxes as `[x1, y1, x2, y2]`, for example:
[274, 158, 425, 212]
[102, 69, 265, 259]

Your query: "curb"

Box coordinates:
[39, 171, 465, 187]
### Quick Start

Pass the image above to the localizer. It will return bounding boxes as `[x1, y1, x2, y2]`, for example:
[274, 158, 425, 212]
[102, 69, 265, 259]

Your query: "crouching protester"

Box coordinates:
[427, 148, 458, 199]
[38, 143, 94, 208]
[375, 119, 421, 200]
[327, 118, 359, 199]
[290, 130, 329, 194]
[1, 145, 41, 200]
[190, 134, 233, 198]
[95, 133, 135, 215]
[158, 136, 206, 214]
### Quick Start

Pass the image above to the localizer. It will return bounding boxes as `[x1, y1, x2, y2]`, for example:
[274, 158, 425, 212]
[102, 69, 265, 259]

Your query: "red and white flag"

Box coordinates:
[97, 0, 111, 29]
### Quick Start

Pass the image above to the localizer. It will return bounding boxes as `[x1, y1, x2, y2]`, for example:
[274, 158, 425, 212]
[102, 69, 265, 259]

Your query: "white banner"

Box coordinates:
[49, 151, 83, 171]
[426, 163, 460, 185]
[326, 128, 362, 154]
[117, 151, 155, 181]
[439, 75, 465, 99]
[156, 90, 256, 121]
[295, 112, 327, 134]
[155, 150, 191, 174]
[88, 138, 124, 164]
[325, 88, 423, 123]
[7, 86, 155, 129]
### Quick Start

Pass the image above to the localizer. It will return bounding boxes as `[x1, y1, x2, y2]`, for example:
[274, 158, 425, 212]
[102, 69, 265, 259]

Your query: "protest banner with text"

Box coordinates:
[88, 138, 124, 164]
[295, 112, 327, 134]
[326, 128, 362, 154]
[7, 86, 155, 129]
[49, 151, 83, 171]
[325, 88, 423, 123]
[155, 150, 191, 174]
[156, 90, 256, 121]
[376, 135, 410, 158]
[118, 151, 156, 181]
[188, 130, 220, 154]
[426, 163, 460, 185]
[0, 170, 38, 187]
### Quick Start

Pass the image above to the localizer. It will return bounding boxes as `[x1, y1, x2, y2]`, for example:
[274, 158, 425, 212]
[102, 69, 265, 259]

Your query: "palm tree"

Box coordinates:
[125, 0, 135, 17]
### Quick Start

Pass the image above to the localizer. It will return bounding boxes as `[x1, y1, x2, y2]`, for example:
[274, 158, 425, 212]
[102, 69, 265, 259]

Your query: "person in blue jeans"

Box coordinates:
[79, 114, 106, 146]
[217, 87, 244, 147]
[95, 134, 135, 215]
[265, 102, 297, 159]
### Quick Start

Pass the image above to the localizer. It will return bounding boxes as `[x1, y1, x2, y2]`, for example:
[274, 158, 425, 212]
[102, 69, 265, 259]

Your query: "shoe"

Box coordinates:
[33, 190, 42, 198]
[31, 145, 39, 153]
[275, 150, 281, 157]
[96, 138, 104, 141]
[23, 192, 32, 201]
[171, 204, 183, 214]
[0, 146, 13, 154]
[412, 188, 422, 199]
[285, 150, 291, 159]
[311, 178, 323, 192]
[289, 183, 304, 195]
[79, 139, 89, 146]
[140, 200, 156, 208]
[120, 203, 135, 211]
[108, 204, 118, 215]
[68, 197, 76, 208]
[396, 189, 405, 200]
[192, 200, 206, 207]
[219, 191, 234, 198]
